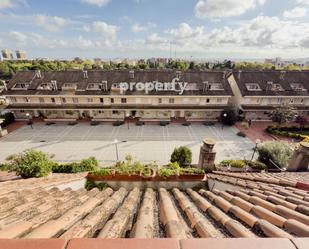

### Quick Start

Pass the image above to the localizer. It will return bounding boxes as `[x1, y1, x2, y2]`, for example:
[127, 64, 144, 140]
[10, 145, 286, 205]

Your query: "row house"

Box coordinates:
[3, 69, 233, 121]
[228, 70, 309, 120]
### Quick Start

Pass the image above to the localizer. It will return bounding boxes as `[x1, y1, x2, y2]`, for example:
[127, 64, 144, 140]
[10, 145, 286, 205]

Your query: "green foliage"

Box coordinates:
[219, 159, 267, 170]
[179, 168, 205, 175]
[157, 167, 178, 179]
[221, 109, 237, 126]
[91, 168, 114, 176]
[266, 125, 309, 141]
[6, 150, 53, 178]
[52, 157, 99, 173]
[257, 141, 293, 169]
[271, 105, 297, 125]
[237, 131, 246, 137]
[0, 163, 10, 171]
[170, 146, 192, 167]
[0, 112, 15, 128]
[84, 180, 110, 191]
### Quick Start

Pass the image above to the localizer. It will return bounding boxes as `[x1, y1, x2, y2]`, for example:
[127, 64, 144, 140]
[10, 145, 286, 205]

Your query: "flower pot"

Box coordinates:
[178, 174, 205, 181]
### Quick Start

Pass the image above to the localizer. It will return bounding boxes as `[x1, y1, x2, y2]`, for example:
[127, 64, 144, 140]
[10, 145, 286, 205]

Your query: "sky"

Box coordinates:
[0, 0, 309, 60]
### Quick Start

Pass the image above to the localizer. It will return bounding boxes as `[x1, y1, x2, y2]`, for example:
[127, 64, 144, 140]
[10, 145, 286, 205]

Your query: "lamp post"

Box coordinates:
[251, 139, 261, 161]
[26, 113, 33, 129]
[114, 139, 119, 161]
[126, 112, 130, 130]
[222, 113, 227, 130]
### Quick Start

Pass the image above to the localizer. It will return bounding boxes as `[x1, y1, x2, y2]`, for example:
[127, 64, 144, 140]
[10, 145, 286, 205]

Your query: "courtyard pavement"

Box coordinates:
[0, 123, 255, 165]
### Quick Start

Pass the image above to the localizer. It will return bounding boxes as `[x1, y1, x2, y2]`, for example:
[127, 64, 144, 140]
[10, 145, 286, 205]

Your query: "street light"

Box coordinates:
[26, 113, 33, 129]
[222, 113, 227, 130]
[114, 139, 119, 161]
[126, 112, 130, 130]
[251, 139, 261, 161]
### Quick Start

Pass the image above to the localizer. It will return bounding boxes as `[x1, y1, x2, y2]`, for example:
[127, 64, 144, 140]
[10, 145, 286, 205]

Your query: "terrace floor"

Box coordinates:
[0, 123, 254, 165]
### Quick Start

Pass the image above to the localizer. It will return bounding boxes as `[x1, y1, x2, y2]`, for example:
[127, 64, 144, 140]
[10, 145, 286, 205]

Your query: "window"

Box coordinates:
[300, 99, 304, 104]
[206, 98, 210, 103]
[62, 83, 77, 90]
[88, 98, 93, 103]
[39, 97, 44, 103]
[290, 84, 306, 92]
[158, 98, 162, 104]
[246, 83, 262, 91]
[169, 98, 175, 104]
[121, 98, 127, 104]
[112, 110, 119, 114]
[110, 98, 114, 104]
[61, 98, 66, 103]
[290, 98, 294, 103]
[209, 83, 224, 91]
[72, 98, 78, 104]
[51, 97, 55, 103]
[13, 83, 30, 89]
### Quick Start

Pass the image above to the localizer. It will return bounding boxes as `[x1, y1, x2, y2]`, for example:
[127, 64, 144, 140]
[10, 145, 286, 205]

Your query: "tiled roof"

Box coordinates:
[232, 70, 309, 97]
[0, 174, 308, 239]
[5, 70, 233, 96]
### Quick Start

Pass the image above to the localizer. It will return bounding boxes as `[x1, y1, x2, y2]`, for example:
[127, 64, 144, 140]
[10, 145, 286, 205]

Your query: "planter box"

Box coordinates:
[178, 174, 205, 180]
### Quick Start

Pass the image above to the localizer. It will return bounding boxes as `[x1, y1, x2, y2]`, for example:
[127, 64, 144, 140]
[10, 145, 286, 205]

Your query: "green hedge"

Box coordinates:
[52, 157, 99, 173]
[0, 112, 15, 128]
[266, 125, 309, 141]
[219, 159, 267, 170]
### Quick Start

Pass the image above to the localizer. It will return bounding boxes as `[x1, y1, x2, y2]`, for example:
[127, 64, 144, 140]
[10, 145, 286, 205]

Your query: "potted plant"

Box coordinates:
[157, 167, 178, 181]
[178, 168, 205, 180]
[86, 167, 115, 180]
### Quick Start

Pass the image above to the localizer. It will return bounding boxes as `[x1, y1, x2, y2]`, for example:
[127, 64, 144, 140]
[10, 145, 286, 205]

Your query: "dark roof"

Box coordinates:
[232, 70, 309, 97]
[5, 69, 233, 96]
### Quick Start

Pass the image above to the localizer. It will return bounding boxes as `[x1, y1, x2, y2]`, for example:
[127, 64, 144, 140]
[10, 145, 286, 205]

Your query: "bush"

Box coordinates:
[245, 160, 267, 170]
[0, 112, 15, 128]
[91, 168, 114, 176]
[113, 121, 124, 126]
[159, 121, 169, 126]
[157, 167, 178, 179]
[136, 121, 144, 126]
[230, 160, 246, 168]
[219, 159, 233, 167]
[257, 141, 293, 169]
[179, 168, 205, 175]
[221, 109, 237, 126]
[0, 163, 10, 171]
[84, 180, 110, 191]
[203, 121, 215, 126]
[237, 131, 246, 137]
[6, 150, 53, 178]
[52, 157, 99, 173]
[170, 146, 192, 167]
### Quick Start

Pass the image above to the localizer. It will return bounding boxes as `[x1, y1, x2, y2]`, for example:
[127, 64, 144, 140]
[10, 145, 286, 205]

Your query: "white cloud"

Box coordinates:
[0, 0, 14, 9]
[81, 0, 111, 7]
[195, 0, 266, 18]
[93, 21, 119, 41]
[34, 14, 72, 32]
[131, 23, 146, 33]
[167, 23, 203, 39]
[283, 7, 307, 18]
[9, 31, 27, 43]
[296, 0, 309, 5]
[146, 33, 168, 45]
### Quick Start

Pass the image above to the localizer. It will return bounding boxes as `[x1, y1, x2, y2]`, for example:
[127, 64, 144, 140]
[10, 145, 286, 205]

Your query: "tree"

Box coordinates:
[271, 104, 297, 125]
[221, 109, 237, 126]
[257, 141, 293, 169]
[6, 150, 54, 178]
[170, 146, 192, 167]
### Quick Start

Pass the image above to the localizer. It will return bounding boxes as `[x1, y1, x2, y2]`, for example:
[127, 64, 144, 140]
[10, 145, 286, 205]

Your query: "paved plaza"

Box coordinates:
[0, 123, 255, 165]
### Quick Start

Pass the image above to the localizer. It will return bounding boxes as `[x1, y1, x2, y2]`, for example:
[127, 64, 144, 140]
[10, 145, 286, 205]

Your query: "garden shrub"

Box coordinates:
[6, 150, 53, 178]
[237, 131, 246, 137]
[257, 141, 293, 169]
[230, 160, 246, 168]
[157, 167, 178, 179]
[170, 146, 192, 167]
[245, 160, 267, 170]
[219, 159, 233, 167]
[0, 112, 15, 128]
[0, 163, 10, 171]
[52, 157, 99, 173]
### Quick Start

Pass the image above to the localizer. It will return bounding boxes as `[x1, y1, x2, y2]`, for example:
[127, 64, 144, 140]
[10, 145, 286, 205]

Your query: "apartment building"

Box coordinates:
[228, 70, 309, 120]
[3, 69, 233, 121]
